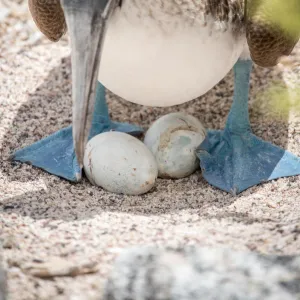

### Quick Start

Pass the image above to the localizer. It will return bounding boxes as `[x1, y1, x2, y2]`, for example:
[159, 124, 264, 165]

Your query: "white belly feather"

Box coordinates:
[98, 1, 247, 107]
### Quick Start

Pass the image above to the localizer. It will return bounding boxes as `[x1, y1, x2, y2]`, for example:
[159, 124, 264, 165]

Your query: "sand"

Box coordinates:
[0, 1, 300, 299]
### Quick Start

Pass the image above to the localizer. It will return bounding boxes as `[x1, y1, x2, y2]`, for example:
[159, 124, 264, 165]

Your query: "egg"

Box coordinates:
[83, 132, 158, 195]
[144, 113, 206, 179]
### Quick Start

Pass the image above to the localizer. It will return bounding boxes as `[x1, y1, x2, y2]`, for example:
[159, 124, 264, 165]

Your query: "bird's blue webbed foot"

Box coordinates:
[196, 60, 300, 194]
[12, 82, 143, 181]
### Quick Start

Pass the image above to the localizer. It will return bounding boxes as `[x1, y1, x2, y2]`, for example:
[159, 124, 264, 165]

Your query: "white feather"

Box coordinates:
[98, 1, 248, 107]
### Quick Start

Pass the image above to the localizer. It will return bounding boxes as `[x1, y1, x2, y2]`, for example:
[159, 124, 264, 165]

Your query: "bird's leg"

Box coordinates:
[11, 82, 143, 181]
[196, 59, 300, 195]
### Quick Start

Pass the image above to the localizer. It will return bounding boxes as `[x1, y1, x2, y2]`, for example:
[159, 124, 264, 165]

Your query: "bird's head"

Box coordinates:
[29, 0, 120, 167]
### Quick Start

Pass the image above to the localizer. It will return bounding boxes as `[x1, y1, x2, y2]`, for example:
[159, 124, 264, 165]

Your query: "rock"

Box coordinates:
[22, 257, 99, 278]
[104, 246, 300, 300]
[83, 132, 158, 195]
[144, 113, 206, 179]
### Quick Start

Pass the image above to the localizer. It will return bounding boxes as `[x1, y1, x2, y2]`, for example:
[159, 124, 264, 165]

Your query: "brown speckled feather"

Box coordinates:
[246, 0, 300, 67]
[205, 0, 244, 33]
[29, 0, 66, 42]
[28, 0, 300, 67]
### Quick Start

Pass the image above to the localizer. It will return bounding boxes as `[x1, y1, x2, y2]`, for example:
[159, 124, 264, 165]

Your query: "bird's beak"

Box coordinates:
[61, 0, 117, 167]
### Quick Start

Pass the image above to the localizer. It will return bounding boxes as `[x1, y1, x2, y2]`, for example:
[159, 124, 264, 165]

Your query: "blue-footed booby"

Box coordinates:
[12, 0, 300, 194]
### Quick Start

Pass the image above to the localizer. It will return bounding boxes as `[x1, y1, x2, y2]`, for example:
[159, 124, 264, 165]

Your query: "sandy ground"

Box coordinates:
[1, 1, 300, 300]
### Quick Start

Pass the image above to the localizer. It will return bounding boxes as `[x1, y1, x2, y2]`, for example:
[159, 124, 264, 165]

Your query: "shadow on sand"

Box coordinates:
[0, 56, 292, 221]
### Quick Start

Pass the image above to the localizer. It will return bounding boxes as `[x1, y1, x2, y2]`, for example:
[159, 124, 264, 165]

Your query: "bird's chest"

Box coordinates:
[98, 0, 246, 107]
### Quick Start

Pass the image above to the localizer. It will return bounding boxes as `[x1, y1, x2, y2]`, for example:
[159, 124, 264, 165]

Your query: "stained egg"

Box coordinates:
[83, 132, 158, 195]
[144, 112, 206, 179]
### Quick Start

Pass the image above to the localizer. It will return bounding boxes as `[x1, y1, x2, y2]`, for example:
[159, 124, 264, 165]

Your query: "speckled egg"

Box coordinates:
[83, 132, 158, 195]
[144, 113, 206, 179]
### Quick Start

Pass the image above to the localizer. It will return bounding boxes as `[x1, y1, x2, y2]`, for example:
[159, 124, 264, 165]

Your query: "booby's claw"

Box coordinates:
[196, 59, 300, 194]
[12, 82, 143, 181]
[12, 125, 81, 181]
[197, 129, 300, 194]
